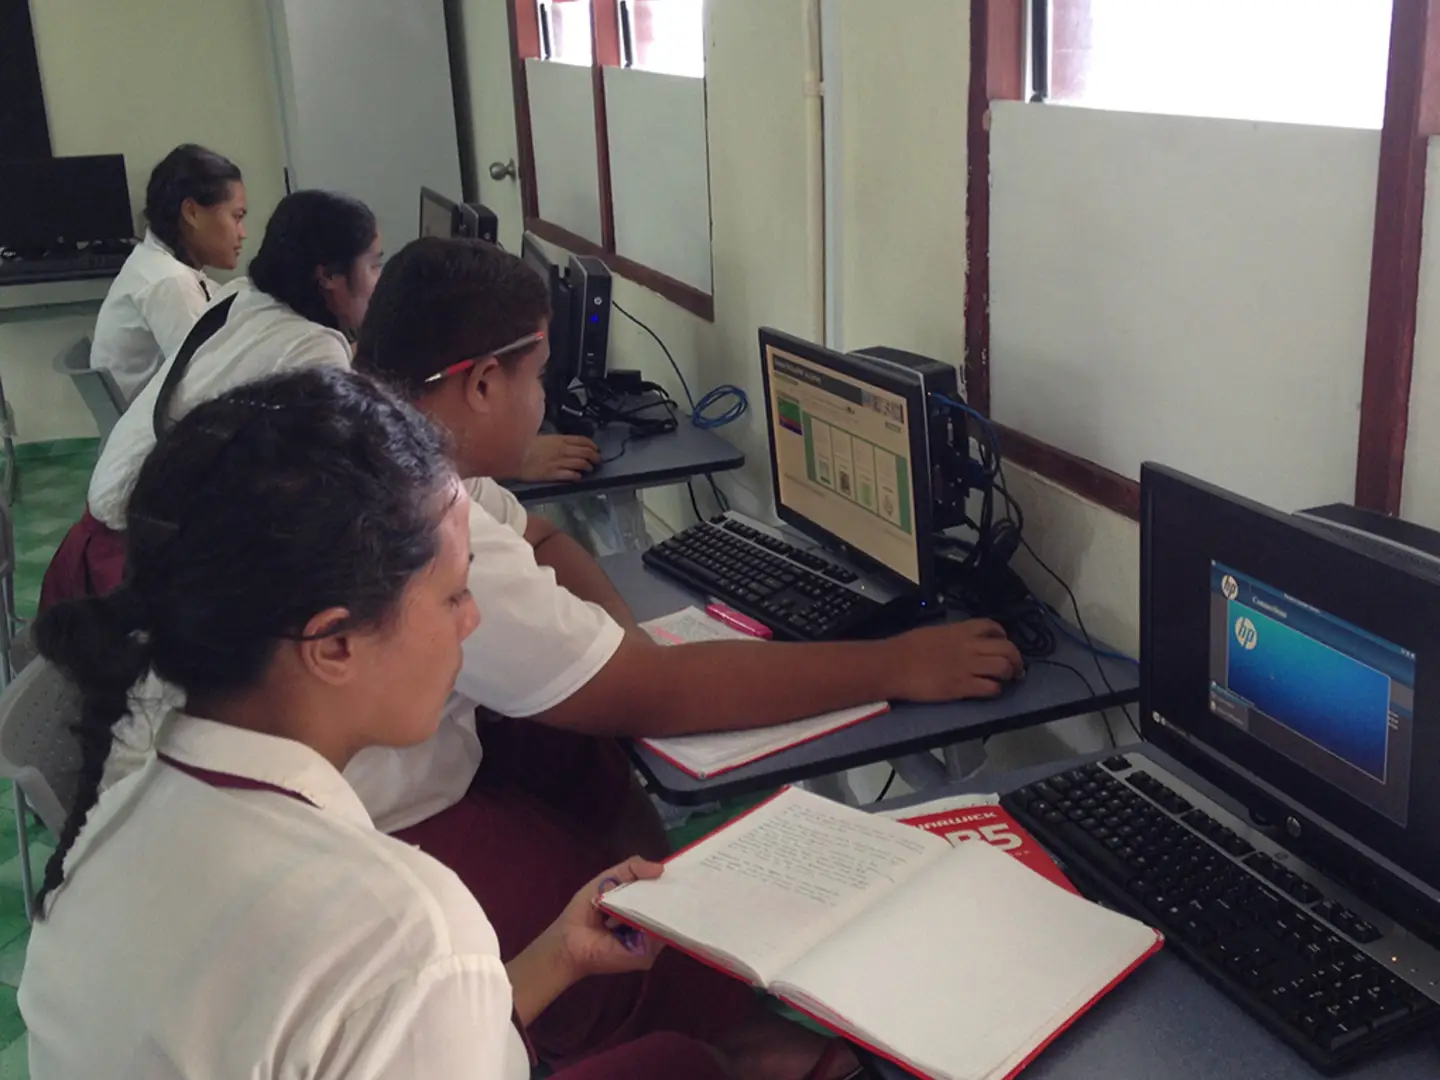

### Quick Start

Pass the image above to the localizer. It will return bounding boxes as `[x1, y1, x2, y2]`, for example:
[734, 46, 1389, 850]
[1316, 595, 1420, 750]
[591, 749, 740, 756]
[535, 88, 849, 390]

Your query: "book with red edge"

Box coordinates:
[896, 802, 1078, 896]
[602, 787, 1162, 1080]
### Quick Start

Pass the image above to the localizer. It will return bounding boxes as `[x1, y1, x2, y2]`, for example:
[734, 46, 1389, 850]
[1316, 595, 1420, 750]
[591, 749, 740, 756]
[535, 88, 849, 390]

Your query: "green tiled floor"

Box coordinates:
[0, 438, 99, 1079]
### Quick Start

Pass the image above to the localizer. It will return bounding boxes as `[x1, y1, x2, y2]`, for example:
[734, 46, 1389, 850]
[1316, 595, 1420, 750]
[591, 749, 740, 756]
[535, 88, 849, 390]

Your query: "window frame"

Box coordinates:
[507, 0, 715, 321]
[968, 0, 1440, 518]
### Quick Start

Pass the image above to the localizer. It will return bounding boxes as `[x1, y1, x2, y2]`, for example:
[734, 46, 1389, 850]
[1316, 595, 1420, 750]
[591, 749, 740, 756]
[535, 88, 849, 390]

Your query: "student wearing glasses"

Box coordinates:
[22, 367, 738, 1080]
[40, 189, 383, 613]
[90, 144, 248, 402]
[337, 236, 1020, 1075]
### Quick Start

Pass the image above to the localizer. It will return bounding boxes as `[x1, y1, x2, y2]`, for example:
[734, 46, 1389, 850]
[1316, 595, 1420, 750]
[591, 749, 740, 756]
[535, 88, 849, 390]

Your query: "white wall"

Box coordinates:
[990, 103, 1378, 511]
[831, 0, 969, 365]
[574, 0, 824, 531]
[1402, 140, 1440, 529]
[8, 0, 287, 443]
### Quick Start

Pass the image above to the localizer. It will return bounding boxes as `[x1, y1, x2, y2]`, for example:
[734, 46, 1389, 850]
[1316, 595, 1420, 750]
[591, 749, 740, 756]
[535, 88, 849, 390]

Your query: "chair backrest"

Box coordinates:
[52, 337, 126, 441]
[0, 657, 84, 834]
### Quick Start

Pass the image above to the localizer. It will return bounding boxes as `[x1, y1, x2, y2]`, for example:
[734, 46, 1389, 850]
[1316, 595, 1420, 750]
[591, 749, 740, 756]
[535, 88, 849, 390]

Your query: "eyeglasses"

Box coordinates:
[421, 330, 546, 385]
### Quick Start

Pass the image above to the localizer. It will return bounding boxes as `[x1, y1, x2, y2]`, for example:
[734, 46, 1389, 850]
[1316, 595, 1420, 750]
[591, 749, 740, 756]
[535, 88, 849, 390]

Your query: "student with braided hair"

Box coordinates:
[20, 366, 735, 1080]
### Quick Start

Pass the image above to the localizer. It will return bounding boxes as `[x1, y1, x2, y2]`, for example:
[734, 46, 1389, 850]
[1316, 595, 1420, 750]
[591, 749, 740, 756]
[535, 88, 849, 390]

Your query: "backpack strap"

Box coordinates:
[152, 292, 238, 438]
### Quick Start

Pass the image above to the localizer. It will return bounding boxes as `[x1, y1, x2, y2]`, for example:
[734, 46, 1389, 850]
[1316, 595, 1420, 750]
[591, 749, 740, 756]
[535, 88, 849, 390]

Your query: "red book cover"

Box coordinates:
[896, 803, 1078, 896]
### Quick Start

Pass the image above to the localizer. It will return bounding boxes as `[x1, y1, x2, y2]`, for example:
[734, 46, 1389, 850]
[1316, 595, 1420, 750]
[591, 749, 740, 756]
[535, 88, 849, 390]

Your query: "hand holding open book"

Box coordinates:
[601, 788, 1162, 1080]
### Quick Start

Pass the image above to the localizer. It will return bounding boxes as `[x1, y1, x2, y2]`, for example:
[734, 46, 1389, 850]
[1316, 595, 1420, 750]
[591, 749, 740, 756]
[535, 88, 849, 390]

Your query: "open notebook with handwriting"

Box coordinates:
[602, 787, 1162, 1080]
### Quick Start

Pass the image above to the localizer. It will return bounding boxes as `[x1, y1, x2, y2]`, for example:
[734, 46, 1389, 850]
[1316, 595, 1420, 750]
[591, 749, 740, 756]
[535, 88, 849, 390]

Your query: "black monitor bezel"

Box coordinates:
[521, 231, 576, 394]
[1140, 462, 1440, 906]
[0, 154, 131, 250]
[758, 327, 937, 599]
[418, 186, 464, 239]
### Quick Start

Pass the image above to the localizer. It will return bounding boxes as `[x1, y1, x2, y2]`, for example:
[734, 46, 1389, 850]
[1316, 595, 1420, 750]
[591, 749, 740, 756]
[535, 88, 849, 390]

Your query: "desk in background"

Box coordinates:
[600, 551, 1139, 805]
[511, 423, 743, 551]
[0, 276, 115, 502]
[868, 748, 1435, 1080]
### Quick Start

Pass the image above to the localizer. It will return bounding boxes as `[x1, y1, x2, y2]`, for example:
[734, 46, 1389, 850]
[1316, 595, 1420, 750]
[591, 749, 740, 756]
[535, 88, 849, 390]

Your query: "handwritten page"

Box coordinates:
[603, 788, 949, 984]
[639, 609, 889, 777]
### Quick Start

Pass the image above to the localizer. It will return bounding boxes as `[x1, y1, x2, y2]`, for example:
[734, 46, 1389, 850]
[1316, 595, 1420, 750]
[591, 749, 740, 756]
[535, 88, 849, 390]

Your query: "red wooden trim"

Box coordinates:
[527, 217, 716, 321]
[590, 0, 621, 250]
[1421, 4, 1440, 136]
[507, 0, 541, 219]
[965, 0, 994, 414]
[987, 0, 1027, 102]
[997, 424, 1141, 520]
[1354, 0, 1438, 514]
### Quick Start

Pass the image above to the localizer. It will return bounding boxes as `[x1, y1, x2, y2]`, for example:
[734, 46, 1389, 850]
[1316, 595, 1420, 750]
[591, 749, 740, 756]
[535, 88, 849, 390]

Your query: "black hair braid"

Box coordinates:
[144, 144, 243, 266]
[248, 190, 377, 330]
[31, 591, 153, 913]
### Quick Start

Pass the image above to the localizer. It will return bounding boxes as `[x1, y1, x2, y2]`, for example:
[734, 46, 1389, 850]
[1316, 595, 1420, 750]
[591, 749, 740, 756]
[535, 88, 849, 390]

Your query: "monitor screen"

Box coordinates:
[1208, 563, 1416, 826]
[0, 155, 131, 250]
[418, 188, 456, 239]
[763, 341, 921, 584]
[1142, 464, 1440, 895]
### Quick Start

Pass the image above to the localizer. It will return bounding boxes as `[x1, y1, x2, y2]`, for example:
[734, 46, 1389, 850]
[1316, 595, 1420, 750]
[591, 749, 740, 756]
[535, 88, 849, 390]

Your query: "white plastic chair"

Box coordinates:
[52, 336, 126, 445]
[0, 658, 84, 920]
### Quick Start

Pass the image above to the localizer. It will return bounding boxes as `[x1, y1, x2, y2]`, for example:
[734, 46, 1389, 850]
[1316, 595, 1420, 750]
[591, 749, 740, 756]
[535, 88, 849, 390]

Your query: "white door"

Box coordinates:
[267, 0, 463, 253]
[456, 0, 527, 250]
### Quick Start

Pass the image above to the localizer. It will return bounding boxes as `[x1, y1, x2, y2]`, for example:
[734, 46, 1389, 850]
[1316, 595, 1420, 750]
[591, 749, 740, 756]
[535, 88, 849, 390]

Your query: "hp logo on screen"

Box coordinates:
[1234, 617, 1259, 651]
[1221, 575, 1239, 601]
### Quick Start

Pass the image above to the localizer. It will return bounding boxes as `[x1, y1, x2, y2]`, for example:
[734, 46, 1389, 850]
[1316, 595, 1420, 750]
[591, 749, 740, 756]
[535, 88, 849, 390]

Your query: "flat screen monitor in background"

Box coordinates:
[419, 186, 474, 239]
[0, 154, 132, 253]
[521, 230, 576, 403]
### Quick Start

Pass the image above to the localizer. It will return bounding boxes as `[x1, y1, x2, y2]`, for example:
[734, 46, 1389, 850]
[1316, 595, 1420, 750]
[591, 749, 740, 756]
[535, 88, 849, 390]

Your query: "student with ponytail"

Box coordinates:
[40, 188, 383, 613]
[91, 144, 247, 401]
[20, 367, 734, 1080]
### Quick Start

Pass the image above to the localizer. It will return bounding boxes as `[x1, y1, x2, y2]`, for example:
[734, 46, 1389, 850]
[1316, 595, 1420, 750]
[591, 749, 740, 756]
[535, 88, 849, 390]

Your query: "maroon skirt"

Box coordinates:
[39, 508, 126, 613]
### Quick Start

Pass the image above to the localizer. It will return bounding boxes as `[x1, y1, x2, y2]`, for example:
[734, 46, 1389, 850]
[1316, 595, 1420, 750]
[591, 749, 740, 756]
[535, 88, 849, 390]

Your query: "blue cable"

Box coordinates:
[932, 392, 1001, 467]
[614, 300, 748, 430]
[693, 384, 749, 429]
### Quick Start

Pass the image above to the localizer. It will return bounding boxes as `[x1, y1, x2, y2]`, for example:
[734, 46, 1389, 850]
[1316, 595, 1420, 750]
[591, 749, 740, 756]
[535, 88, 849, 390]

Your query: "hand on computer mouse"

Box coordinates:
[518, 434, 601, 482]
[886, 619, 1025, 702]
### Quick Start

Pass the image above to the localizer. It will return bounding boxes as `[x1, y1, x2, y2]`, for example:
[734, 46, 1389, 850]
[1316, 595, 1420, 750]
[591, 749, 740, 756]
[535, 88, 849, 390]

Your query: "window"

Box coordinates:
[536, 0, 593, 66]
[622, 0, 705, 78]
[1040, 0, 1393, 129]
[513, 0, 714, 318]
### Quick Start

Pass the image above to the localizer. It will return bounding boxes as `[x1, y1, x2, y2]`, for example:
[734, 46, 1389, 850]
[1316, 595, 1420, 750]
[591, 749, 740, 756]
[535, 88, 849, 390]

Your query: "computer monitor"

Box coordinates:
[1141, 464, 1440, 921]
[418, 186, 482, 240]
[0, 154, 132, 252]
[521, 231, 577, 406]
[759, 328, 944, 597]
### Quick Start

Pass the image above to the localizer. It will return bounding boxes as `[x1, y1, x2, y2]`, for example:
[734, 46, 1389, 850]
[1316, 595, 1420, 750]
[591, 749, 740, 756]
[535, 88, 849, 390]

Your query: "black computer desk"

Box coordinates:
[601, 551, 1140, 805]
[868, 747, 1436, 1080]
[509, 422, 744, 552]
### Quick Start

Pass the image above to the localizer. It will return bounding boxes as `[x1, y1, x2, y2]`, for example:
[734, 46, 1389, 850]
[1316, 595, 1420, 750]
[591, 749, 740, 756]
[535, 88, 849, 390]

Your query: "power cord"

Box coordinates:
[614, 300, 742, 524]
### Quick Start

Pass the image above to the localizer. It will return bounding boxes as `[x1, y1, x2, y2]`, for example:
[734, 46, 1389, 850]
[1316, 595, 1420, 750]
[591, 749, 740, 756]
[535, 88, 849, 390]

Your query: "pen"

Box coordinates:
[598, 876, 648, 955]
[705, 600, 773, 639]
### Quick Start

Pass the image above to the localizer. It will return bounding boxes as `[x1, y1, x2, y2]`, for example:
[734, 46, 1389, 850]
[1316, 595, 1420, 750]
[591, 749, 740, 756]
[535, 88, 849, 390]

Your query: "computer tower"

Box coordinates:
[850, 346, 968, 531]
[567, 255, 612, 384]
[463, 202, 499, 244]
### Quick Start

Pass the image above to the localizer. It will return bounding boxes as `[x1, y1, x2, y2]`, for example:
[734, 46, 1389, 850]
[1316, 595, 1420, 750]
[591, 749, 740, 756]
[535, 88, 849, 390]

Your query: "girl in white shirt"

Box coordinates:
[91, 144, 248, 401]
[21, 366, 734, 1080]
[40, 189, 383, 613]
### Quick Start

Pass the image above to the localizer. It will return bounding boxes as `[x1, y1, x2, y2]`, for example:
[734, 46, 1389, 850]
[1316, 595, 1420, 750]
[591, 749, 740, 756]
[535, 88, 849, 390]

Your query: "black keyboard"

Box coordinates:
[0, 250, 129, 285]
[643, 519, 883, 640]
[1003, 758, 1439, 1074]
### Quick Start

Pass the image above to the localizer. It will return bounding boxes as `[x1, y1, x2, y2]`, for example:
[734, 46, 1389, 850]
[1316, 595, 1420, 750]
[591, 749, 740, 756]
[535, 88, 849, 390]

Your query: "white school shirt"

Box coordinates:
[106, 475, 625, 834]
[87, 278, 352, 530]
[90, 230, 217, 402]
[21, 714, 530, 1080]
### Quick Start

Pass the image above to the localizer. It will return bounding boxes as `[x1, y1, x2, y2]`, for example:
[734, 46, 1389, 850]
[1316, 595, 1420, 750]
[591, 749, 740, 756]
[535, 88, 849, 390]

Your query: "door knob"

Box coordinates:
[489, 159, 518, 182]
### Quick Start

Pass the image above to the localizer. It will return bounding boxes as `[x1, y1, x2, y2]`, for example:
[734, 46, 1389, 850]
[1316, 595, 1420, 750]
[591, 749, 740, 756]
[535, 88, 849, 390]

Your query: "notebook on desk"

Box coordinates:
[601, 788, 1163, 1080]
[639, 608, 889, 778]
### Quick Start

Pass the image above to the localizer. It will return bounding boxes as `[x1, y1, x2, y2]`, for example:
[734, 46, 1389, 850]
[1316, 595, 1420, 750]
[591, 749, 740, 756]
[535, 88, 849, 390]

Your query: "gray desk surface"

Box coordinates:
[509, 422, 744, 504]
[869, 750, 1437, 1080]
[603, 553, 1140, 804]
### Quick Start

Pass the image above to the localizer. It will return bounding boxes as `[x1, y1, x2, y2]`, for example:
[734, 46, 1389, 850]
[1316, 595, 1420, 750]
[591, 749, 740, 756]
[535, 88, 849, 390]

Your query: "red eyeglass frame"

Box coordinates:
[422, 330, 546, 385]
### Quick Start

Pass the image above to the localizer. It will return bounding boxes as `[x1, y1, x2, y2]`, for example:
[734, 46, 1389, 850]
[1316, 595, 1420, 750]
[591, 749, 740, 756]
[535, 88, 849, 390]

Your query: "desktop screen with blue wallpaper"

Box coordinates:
[1208, 563, 1416, 826]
